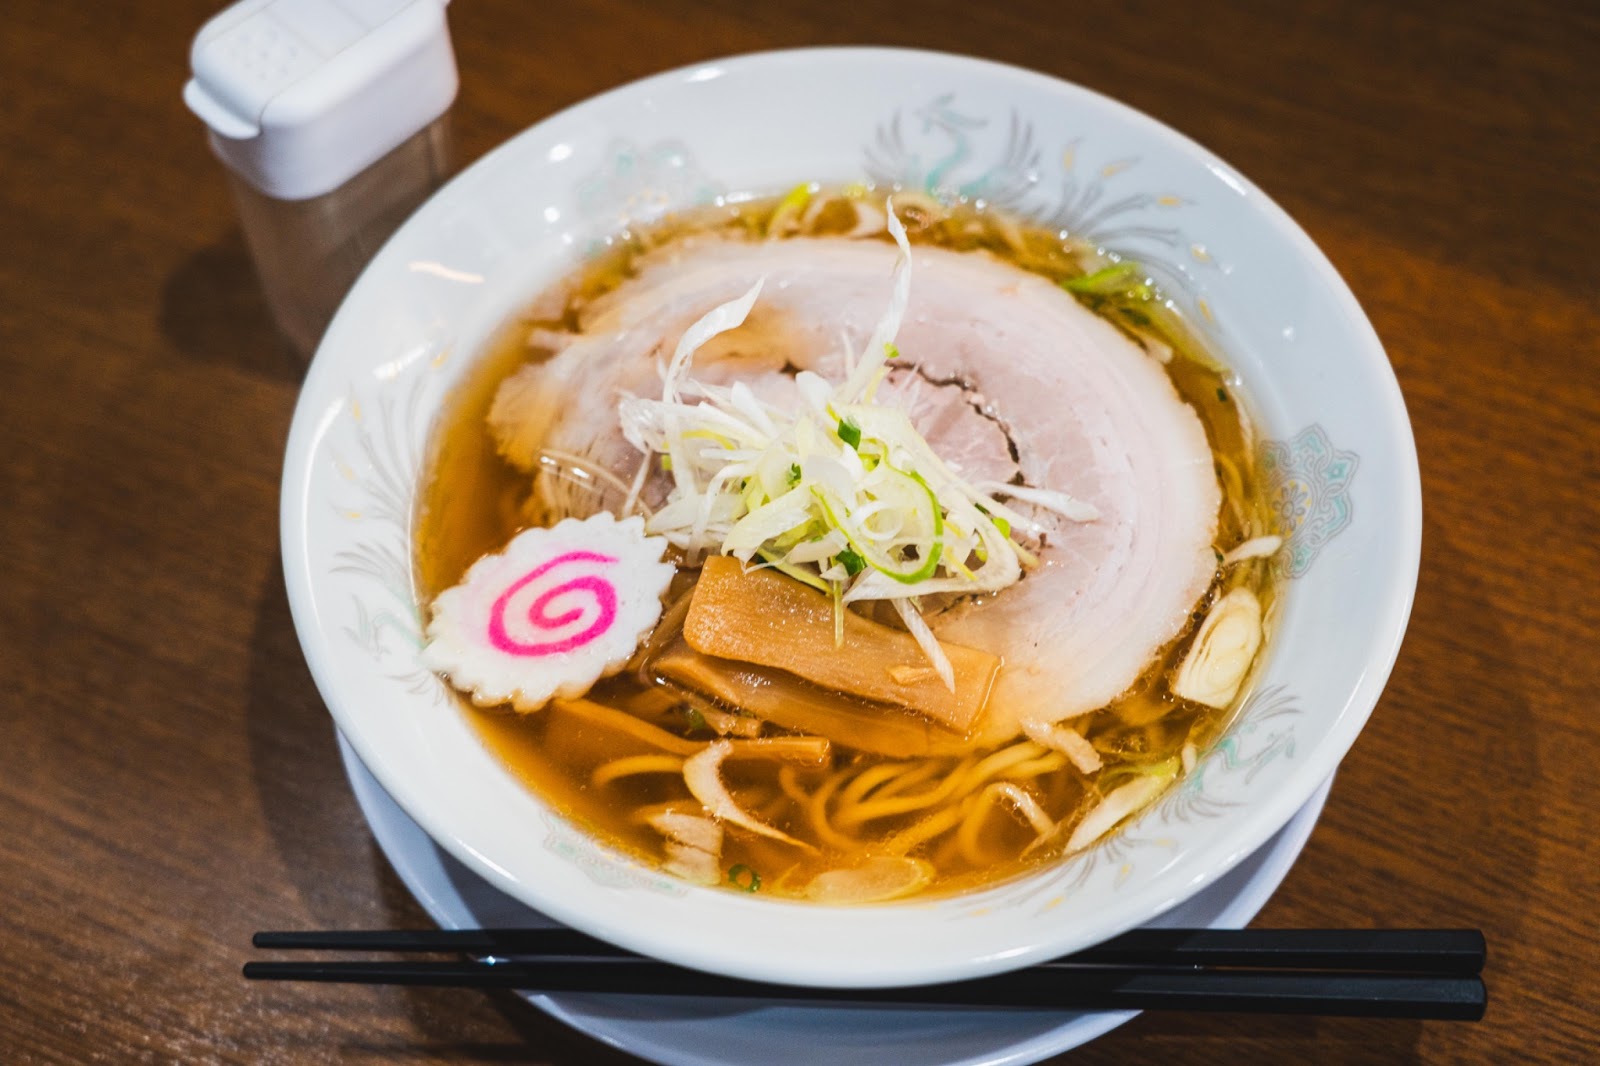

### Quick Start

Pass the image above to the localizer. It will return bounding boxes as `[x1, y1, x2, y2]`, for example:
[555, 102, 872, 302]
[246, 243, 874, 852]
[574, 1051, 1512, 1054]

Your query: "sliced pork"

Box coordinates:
[490, 235, 1220, 743]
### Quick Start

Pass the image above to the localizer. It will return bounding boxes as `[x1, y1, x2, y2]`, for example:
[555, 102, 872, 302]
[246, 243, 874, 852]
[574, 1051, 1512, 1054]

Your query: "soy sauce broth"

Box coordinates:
[413, 188, 1277, 900]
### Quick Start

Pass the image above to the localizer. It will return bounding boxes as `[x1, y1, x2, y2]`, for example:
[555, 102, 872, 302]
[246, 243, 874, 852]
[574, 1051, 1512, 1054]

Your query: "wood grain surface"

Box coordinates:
[2, 0, 1595, 1061]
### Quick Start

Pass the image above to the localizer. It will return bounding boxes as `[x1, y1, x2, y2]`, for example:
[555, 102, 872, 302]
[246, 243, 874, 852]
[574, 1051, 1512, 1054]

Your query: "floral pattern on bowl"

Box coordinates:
[865, 93, 1217, 304]
[575, 138, 725, 234]
[1263, 424, 1361, 579]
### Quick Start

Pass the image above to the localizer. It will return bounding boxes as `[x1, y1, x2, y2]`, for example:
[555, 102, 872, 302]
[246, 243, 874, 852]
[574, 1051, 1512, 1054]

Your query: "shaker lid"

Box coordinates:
[183, 0, 457, 200]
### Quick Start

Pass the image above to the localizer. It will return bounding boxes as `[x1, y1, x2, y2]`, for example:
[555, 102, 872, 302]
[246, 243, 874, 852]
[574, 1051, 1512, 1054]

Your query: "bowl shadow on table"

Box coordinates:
[244, 560, 645, 1063]
[158, 230, 307, 384]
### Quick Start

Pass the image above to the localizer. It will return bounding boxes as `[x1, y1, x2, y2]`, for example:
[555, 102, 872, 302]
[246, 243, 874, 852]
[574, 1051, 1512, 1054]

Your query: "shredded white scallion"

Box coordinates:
[1222, 534, 1283, 565]
[975, 481, 1101, 523]
[616, 201, 1098, 679]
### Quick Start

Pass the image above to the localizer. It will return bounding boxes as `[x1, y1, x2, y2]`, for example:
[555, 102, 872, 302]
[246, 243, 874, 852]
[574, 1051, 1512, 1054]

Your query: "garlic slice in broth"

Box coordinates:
[804, 855, 933, 903]
[1171, 587, 1264, 709]
[683, 740, 813, 850]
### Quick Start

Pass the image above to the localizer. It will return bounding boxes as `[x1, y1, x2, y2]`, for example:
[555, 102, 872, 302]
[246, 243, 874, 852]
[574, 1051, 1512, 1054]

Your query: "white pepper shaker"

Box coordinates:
[183, 0, 458, 359]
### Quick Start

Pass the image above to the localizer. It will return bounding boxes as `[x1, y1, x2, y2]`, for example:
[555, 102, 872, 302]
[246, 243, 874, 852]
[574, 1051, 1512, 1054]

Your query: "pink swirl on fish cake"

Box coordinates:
[487, 551, 619, 656]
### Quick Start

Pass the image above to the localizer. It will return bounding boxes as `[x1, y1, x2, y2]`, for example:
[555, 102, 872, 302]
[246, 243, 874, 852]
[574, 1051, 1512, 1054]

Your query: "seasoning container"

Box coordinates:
[183, 0, 458, 359]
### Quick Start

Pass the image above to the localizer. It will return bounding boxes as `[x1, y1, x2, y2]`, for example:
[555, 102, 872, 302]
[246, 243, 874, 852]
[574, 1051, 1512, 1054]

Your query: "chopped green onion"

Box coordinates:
[682, 706, 708, 734]
[756, 549, 832, 593]
[766, 183, 813, 237]
[831, 578, 845, 647]
[682, 427, 737, 448]
[813, 467, 943, 585]
[836, 547, 867, 575]
[944, 551, 979, 581]
[1062, 261, 1153, 301]
[777, 183, 810, 212]
[727, 864, 761, 892]
[837, 417, 862, 449]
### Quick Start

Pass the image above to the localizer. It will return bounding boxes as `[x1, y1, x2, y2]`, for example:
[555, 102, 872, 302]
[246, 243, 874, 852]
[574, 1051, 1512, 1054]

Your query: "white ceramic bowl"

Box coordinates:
[281, 48, 1420, 988]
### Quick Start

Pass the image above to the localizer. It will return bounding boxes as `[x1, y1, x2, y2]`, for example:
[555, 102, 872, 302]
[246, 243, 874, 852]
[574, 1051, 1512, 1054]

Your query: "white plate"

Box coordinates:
[339, 733, 1333, 1066]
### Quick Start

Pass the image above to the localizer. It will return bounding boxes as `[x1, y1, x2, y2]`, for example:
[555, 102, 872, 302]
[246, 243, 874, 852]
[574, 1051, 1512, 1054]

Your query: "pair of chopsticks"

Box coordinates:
[246, 927, 1486, 1019]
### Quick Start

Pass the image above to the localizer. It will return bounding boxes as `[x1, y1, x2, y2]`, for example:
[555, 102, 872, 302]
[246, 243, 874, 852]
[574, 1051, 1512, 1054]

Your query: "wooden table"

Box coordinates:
[3, 0, 1594, 1061]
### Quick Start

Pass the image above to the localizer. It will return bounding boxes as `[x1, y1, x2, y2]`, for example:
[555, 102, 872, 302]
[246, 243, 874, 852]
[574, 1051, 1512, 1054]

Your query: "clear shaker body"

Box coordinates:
[226, 116, 453, 359]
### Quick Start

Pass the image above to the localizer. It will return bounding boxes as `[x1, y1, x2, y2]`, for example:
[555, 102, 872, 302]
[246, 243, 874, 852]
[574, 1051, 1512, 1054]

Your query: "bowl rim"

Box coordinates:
[280, 45, 1421, 987]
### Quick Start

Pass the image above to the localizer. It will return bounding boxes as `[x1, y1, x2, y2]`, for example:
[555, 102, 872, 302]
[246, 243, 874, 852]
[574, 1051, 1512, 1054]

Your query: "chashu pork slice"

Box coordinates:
[489, 235, 1221, 744]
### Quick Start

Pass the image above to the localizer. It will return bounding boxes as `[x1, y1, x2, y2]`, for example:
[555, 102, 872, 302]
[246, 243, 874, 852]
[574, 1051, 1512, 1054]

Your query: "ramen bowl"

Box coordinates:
[281, 48, 1419, 987]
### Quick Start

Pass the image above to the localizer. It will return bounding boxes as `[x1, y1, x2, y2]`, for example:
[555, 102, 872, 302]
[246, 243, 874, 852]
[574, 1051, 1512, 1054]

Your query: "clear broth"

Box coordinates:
[414, 189, 1277, 901]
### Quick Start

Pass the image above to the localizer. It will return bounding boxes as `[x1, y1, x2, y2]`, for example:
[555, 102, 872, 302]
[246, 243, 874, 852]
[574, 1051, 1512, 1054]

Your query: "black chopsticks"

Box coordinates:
[245, 927, 1486, 1020]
